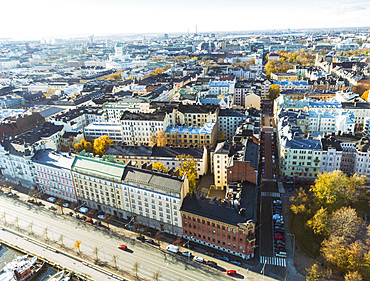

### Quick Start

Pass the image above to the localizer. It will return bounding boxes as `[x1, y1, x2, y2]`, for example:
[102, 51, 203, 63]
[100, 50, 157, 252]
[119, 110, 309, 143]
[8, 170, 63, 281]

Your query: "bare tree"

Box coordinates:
[93, 246, 99, 262]
[59, 234, 65, 247]
[328, 207, 364, 241]
[56, 198, 65, 215]
[43, 227, 49, 241]
[14, 216, 19, 229]
[152, 270, 162, 281]
[133, 261, 140, 279]
[29, 222, 34, 234]
[112, 255, 119, 269]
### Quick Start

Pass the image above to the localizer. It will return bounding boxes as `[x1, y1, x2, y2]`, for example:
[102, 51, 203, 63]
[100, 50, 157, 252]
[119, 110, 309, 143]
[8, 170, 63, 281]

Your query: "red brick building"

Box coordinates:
[180, 187, 256, 260]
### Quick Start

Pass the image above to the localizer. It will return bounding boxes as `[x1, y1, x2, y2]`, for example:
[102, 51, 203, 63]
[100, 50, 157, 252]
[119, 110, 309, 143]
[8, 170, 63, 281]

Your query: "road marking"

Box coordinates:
[261, 192, 280, 197]
[260, 256, 286, 267]
[277, 182, 285, 193]
[262, 179, 276, 182]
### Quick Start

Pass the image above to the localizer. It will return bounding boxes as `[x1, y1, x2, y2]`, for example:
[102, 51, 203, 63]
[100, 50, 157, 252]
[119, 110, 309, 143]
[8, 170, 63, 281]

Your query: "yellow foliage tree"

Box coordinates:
[249, 58, 255, 65]
[74, 240, 82, 253]
[157, 130, 166, 146]
[176, 154, 197, 193]
[74, 139, 93, 153]
[150, 68, 164, 76]
[163, 65, 170, 71]
[268, 85, 281, 101]
[93, 135, 113, 157]
[361, 90, 369, 101]
[152, 162, 168, 173]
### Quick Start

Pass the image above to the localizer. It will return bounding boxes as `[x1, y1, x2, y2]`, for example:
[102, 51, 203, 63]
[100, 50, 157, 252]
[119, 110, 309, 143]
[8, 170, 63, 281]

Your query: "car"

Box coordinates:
[166, 245, 179, 253]
[275, 240, 285, 245]
[193, 256, 204, 263]
[48, 206, 56, 211]
[81, 216, 87, 220]
[62, 203, 70, 208]
[85, 218, 93, 223]
[273, 214, 282, 220]
[219, 256, 230, 262]
[276, 252, 287, 258]
[226, 270, 237, 275]
[145, 239, 155, 244]
[274, 235, 285, 241]
[93, 221, 102, 226]
[136, 235, 145, 242]
[289, 187, 295, 192]
[78, 207, 88, 213]
[275, 227, 284, 233]
[47, 197, 56, 203]
[118, 244, 127, 250]
[205, 251, 215, 257]
[230, 260, 241, 266]
[67, 212, 73, 216]
[276, 244, 285, 249]
[273, 200, 282, 204]
[206, 260, 217, 268]
[98, 215, 105, 220]
[72, 214, 80, 219]
[182, 251, 192, 257]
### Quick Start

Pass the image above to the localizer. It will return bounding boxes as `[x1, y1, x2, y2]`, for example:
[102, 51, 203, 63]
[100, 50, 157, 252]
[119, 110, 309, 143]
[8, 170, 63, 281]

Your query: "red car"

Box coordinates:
[118, 244, 127, 250]
[274, 235, 285, 241]
[226, 270, 237, 275]
[85, 218, 93, 223]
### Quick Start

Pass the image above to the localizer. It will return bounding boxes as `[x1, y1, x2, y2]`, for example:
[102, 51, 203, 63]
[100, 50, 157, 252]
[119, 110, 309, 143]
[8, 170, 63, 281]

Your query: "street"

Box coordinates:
[0, 194, 278, 281]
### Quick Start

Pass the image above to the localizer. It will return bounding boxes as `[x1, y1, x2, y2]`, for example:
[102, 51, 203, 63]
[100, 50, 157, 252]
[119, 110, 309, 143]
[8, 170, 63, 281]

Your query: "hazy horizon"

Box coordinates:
[2, 0, 370, 40]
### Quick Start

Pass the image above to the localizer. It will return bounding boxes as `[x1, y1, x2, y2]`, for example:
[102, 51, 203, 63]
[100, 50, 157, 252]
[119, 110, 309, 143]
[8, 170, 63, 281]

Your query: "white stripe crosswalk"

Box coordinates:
[261, 192, 280, 197]
[260, 256, 286, 267]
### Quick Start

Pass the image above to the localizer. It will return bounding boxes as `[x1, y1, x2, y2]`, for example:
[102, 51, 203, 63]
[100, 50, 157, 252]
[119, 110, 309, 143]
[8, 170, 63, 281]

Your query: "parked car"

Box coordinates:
[47, 197, 56, 203]
[275, 227, 284, 233]
[85, 218, 93, 223]
[206, 260, 217, 268]
[166, 245, 179, 253]
[230, 260, 241, 266]
[274, 235, 285, 241]
[98, 215, 105, 220]
[66, 212, 73, 216]
[72, 214, 80, 219]
[78, 207, 88, 213]
[62, 203, 70, 208]
[193, 256, 204, 263]
[136, 235, 145, 242]
[182, 251, 192, 257]
[273, 200, 282, 204]
[219, 256, 230, 262]
[276, 244, 286, 249]
[118, 244, 127, 250]
[289, 187, 295, 192]
[48, 206, 56, 211]
[205, 251, 215, 257]
[275, 239, 285, 245]
[145, 239, 155, 244]
[226, 270, 237, 275]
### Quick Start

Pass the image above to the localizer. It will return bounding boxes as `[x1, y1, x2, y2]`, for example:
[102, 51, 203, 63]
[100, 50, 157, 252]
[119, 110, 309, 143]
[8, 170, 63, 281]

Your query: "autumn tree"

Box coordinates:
[93, 135, 113, 157]
[150, 68, 164, 76]
[74, 240, 82, 254]
[163, 65, 170, 71]
[361, 90, 369, 101]
[290, 188, 310, 216]
[306, 263, 322, 281]
[345, 271, 363, 281]
[307, 207, 329, 236]
[268, 85, 281, 101]
[133, 261, 140, 279]
[152, 162, 168, 173]
[157, 130, 166, 146]
[74, 139, 93, 153]
[177, 154, 197, 193]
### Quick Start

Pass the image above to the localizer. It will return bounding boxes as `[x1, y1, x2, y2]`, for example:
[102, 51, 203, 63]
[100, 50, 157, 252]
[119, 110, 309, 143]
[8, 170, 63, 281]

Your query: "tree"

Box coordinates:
[306, 263, 322, 281]
[56, 198, 65, 215]
[74, 139, 93, 153]
[157, 130, 166, 147]
[112, 255, 119, 268]
[176, 154, 197, 193]
[151, 68, 164, 76]
[154, 231, 162, 248]
[43, 227, 49, 241]
[59, 234, 65, 247]
[93, 246, 99, 262]
[93, 135, 113, 157]
[14, 216, 19, 229]
[75, 240, 82, 254]
[307, 207, 329, 236]
[152, 162, 168, 173]
[152, 270, 162, 281]
[163, 65, 170, 71]
[29, 222, 34, 234]
[345, 271, 363, 281]
[250, 58, 255, 65]
[28, 189, 39, 203]
[268, 85, 280, 101]
[328, 207, 364, 242]
[321, 235, 348, 269]
[290, 188, 310, 215]
[361, 90, 369, 101]
[133, 261, 140, 279]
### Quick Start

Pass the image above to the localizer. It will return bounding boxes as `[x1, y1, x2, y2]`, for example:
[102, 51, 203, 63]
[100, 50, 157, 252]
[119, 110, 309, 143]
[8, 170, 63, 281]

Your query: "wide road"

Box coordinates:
[0, 195, 278, 281]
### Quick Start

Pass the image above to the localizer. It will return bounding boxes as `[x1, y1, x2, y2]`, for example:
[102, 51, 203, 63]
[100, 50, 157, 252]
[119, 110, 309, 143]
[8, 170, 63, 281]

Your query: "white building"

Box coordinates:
[209, 80, 236, 96]
[33, 150, 77, 202]
[84, 123, 123, 142]
[103, 100, 153, 123]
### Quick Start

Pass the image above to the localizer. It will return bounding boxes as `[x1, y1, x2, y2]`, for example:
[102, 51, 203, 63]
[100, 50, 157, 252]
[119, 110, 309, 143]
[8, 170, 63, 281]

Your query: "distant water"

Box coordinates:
[0, 244, 57, 281]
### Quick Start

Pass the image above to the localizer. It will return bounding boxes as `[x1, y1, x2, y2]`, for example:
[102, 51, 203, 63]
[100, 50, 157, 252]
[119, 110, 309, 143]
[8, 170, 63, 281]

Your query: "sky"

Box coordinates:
[1, 0, 369, 40]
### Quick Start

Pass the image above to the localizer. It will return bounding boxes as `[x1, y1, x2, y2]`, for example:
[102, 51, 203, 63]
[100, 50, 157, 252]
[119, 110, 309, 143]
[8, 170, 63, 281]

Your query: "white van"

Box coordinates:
[166, 244, 179, 253]
[276, 251, 286, 258]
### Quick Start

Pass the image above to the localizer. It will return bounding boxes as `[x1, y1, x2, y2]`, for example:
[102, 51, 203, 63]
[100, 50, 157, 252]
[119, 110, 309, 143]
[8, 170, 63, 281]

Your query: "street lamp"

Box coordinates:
[287, 233, 295, 256]
[260, 259, 267, 281]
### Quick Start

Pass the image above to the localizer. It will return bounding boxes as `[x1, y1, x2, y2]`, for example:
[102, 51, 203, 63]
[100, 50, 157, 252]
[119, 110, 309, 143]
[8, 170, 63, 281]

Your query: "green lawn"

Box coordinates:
[291, 214, 322, 258]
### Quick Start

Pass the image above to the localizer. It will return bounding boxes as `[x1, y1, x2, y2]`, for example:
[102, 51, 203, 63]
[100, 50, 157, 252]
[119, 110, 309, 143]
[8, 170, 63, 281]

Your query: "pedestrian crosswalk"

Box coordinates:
[261, 192, 280, 197]
[260, 256, 286, 267]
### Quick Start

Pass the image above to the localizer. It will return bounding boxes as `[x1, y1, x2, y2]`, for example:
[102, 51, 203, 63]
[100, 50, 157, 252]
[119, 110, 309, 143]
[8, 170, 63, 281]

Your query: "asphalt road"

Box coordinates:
[0, 195, 278, 281]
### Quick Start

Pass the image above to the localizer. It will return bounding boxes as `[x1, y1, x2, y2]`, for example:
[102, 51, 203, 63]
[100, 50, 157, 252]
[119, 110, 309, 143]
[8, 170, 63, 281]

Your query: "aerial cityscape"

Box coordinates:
[0, 2, 370, 281]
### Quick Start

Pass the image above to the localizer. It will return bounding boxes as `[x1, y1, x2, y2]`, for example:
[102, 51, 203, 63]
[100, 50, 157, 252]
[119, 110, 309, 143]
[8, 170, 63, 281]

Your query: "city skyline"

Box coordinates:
[1, 0, 370, 40]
